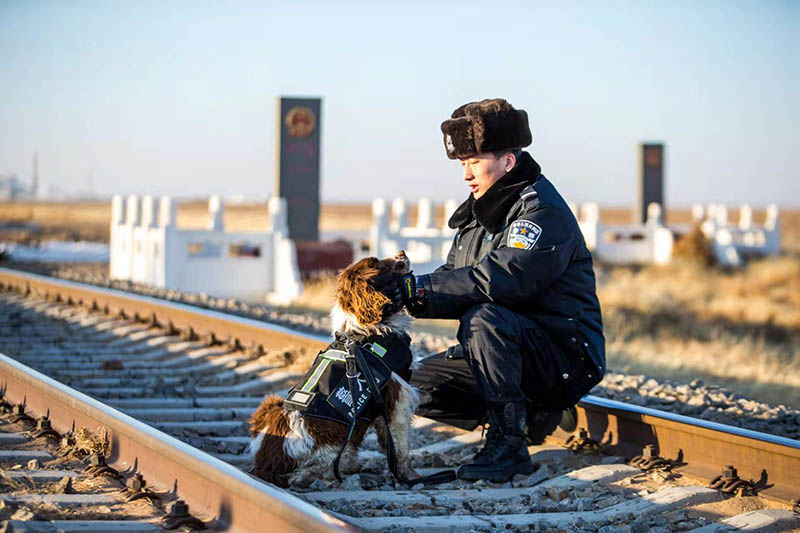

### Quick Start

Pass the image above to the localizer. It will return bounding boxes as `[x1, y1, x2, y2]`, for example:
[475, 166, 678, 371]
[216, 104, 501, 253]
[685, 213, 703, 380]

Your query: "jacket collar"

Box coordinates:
[447, 151, 542, 233]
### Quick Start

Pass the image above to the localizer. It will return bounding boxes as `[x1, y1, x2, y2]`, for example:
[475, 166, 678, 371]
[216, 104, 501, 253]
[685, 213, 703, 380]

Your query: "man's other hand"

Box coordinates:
[372, 271, 418, 313]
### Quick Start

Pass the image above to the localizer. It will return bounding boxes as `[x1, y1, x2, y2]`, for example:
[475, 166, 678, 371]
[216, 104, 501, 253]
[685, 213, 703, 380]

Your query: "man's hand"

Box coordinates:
[372, 271, 425, 314]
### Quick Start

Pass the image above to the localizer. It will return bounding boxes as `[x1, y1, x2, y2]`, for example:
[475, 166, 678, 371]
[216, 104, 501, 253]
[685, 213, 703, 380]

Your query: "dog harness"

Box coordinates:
[284, 331, 413, 425]
[284, 330, 458, 486]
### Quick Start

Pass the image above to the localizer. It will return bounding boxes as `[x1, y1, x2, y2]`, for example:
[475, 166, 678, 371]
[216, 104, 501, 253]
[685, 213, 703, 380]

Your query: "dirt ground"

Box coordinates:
[2, 200, 799, 409]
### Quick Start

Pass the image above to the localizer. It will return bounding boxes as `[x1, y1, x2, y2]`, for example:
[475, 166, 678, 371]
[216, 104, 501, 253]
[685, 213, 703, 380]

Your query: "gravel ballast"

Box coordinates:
[3, 260, 799, 442]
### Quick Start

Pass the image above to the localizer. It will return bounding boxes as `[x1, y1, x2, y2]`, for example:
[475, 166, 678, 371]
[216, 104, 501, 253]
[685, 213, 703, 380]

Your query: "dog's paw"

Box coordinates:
[288, 470, 315, 489]
[396, 463, 421, 482]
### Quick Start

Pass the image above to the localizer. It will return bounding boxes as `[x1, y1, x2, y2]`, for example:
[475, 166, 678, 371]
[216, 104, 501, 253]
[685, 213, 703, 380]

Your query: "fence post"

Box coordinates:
[137, 196, 156, 285]
[159, 196, 177, 228]
[416, 197, 432, 230]
[269, 197, 288, 237]
[646, 202, 663, 228]
[371, 198, 388, 257]
[765, 204, 780, 231]
[126, 195, 140, 225]
[691, 204, 704, 223]
[579, 203, 599, 250]
[267, 197, 302, 304]
[764, 204, 781, 255]
[111, 195, 125, 226]
[110, 195, 125, 280]
[391, 198, 407, 233]
[738, 204, 752, 230]
[141, 196, 156, 228]
[122, 195, 139, 282]
[156, 196, 176, 288]
[208, 195, 224, 231]
[714, 204, 729, 226]
[442, 199, 458, 231]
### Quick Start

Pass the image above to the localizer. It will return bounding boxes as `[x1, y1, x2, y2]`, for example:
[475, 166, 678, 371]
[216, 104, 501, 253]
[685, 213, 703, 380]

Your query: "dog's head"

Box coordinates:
[332, 251, 411, 335]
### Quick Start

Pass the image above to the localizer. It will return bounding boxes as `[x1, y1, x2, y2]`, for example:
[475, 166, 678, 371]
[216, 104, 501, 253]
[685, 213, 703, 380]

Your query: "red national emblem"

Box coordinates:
[285, 106, 316, 139]
[645, 146, 662, 167]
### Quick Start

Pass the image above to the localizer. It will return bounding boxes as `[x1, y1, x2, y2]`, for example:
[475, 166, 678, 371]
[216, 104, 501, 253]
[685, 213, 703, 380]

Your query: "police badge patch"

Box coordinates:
[507, 220, 542, 250]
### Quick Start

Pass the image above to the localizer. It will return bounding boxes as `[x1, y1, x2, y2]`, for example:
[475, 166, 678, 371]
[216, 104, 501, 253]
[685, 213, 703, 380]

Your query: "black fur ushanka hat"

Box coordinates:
[440, 98, 532, 160]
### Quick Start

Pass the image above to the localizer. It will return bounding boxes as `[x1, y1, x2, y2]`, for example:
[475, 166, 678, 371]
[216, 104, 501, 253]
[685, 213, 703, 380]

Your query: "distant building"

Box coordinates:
[0, 174, 29, 201]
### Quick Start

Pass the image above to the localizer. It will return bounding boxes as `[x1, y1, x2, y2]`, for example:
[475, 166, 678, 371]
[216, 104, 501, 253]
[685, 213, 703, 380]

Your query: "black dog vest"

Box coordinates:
[284, 332, 413, 426]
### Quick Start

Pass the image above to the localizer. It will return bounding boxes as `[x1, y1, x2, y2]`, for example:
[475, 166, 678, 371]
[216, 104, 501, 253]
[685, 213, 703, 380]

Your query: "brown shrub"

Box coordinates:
[672, 224, 714, 266]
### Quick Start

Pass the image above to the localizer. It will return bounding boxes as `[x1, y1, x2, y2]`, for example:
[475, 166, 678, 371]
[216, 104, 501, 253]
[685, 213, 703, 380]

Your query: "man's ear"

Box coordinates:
[504, 151, 517, 173]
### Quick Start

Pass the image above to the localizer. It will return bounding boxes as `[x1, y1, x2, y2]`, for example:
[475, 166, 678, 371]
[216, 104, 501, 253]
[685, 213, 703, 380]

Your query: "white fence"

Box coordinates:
[369, 198, 458, 274]
[370, 197, 781, 268]
[569, 201, 780, 266]
[369, 197, 674, 268]
[697, 203, 780, 267]
[570, 202, 674, 265]
[110, 195, 302, 304]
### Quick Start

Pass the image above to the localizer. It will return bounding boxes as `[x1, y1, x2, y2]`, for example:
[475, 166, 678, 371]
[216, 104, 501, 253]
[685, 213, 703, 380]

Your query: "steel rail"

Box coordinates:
[0, 352, 357, 533]
[0, 267, 331, 354]
[561, 396, 800, 504]
[2, 266, 798, 506]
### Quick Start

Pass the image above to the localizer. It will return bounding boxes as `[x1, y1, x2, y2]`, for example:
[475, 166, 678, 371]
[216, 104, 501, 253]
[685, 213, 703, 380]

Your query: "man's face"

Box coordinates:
[460, 153, 508, 199]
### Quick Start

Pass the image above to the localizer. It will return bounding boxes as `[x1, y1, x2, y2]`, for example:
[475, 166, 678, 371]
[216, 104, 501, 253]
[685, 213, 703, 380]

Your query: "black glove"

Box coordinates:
[372, 271, 422, 314]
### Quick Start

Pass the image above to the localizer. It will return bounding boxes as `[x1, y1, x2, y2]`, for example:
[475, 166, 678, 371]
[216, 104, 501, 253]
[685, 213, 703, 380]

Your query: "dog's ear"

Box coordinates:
[336, 258, 390, 325]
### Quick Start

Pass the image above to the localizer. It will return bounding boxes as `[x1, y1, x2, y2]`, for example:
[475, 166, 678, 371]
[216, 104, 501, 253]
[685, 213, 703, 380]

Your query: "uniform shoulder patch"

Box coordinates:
[519, 185, 537, 199]
[507, 220, 542, 250]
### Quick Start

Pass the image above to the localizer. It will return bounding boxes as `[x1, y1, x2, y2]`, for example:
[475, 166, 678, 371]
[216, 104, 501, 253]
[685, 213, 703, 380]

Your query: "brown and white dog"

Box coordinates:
[248, 252, 420, 488]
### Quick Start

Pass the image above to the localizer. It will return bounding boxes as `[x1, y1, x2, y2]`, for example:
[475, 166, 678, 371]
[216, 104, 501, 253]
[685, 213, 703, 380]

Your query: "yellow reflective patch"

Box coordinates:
[300, 358, 331, 392]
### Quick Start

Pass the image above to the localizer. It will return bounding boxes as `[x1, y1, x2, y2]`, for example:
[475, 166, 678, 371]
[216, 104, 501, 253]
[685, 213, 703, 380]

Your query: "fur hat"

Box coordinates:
[440, 98, 532, 160]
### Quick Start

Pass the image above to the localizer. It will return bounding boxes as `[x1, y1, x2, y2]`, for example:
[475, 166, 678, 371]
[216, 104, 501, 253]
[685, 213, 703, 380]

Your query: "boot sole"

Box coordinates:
[457, 458, 536, 483]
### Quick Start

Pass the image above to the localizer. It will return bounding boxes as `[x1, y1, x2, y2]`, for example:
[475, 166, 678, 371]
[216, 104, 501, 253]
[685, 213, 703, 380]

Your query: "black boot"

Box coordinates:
[525, 405, 579, 445]
[457, 402, 534, 482]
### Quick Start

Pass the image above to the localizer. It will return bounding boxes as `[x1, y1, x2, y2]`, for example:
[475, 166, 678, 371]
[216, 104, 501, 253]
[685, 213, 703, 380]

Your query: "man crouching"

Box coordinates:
[374, 98, 605, 482]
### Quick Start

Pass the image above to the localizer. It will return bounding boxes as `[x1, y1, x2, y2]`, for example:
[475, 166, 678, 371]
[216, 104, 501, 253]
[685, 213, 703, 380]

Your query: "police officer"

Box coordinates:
[377, 98, 605, 482]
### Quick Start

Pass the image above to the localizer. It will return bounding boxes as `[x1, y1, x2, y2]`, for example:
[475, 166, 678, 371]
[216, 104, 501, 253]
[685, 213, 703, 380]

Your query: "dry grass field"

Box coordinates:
[2, 200, 799, 408]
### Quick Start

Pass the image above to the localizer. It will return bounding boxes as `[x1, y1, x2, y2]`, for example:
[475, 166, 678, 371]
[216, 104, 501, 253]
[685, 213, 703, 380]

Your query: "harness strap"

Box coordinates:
[333, 353, 360, 482]
[404, 469, 458, 486]
[351, 343, 400, 480]
[332, 342, 401, 482]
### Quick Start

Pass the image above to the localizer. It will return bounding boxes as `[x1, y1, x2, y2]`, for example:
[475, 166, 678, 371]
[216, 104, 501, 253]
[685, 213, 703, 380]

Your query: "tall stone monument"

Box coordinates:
[275, 97, 322, 241]
[637, 143, 665, 224]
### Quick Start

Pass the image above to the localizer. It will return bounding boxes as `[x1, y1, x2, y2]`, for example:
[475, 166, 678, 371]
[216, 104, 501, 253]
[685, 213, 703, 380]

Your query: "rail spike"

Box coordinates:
[9, 398, 34, 425]
[30, 410, 60, 440]
[628, 444, 682, 472]
[82, 452, 121, 479]
[162, 500, 207, 530]
[708, 465, 756, 496]
[0, 384, 10, 413]
[564, 427, 601, 452]
[122, 473, 160, 502]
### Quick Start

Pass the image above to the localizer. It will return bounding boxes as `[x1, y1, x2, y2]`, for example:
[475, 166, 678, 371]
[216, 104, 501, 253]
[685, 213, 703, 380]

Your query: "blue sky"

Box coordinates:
[1, 0, 797, 207]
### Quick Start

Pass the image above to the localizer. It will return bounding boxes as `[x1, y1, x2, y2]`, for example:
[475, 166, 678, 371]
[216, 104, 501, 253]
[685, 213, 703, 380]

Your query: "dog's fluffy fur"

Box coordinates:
[249, 252, 421, 488]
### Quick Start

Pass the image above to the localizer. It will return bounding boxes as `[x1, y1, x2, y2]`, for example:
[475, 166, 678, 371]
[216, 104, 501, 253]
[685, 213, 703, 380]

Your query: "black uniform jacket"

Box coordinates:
[418, 152, 605, 374]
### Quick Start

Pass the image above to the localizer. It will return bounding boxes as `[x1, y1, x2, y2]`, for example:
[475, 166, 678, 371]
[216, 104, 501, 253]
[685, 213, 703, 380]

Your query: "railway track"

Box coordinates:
[0, 267, 798, 532]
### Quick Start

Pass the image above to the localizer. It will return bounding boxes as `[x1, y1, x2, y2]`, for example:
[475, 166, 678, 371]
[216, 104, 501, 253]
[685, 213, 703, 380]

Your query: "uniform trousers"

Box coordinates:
[410, 303, 595, 430]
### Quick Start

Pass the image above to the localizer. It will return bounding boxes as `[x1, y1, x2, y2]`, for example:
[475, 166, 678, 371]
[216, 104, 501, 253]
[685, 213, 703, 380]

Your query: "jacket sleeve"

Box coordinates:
[420, 205, 577, 319]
